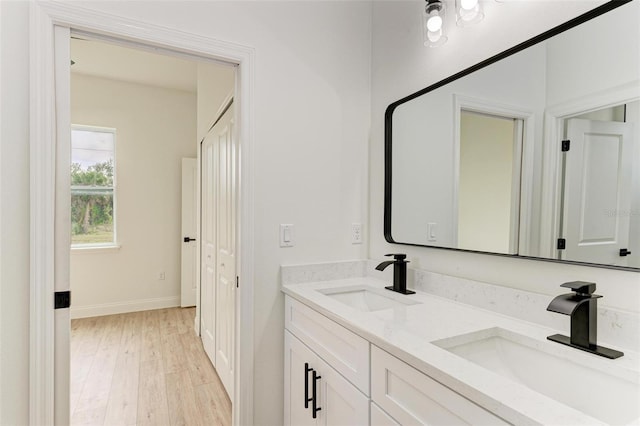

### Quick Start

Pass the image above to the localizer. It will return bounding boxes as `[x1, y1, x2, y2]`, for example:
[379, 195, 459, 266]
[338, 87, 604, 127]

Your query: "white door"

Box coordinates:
[181, 158, 198, 307]
[201, 131, 217, 366]
[214, 103, 236, 401]
[561, 118, 634, 265]
[200, 102, 236, 401]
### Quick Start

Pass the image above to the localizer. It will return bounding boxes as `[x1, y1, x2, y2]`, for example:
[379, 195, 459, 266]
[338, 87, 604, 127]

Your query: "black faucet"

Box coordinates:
[547, 281, 623, 359]
[375, 254, 415, 295]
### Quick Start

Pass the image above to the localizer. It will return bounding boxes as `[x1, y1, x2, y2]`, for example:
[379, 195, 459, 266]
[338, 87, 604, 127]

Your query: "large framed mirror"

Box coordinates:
[384, 0, 639, 271]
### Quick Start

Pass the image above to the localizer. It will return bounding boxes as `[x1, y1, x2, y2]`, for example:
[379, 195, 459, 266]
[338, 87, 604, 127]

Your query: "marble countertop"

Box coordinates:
[282, 277, 640, 426]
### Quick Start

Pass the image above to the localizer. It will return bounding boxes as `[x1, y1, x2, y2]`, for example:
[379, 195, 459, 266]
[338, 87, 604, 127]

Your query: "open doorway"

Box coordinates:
[457, 110, 524, 254]
[67, 35, 235, 424]
[30, 5, 255, 424]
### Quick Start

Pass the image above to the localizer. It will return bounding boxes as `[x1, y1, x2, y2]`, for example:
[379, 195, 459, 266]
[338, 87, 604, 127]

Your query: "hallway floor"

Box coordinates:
[70, 307, 231, 426]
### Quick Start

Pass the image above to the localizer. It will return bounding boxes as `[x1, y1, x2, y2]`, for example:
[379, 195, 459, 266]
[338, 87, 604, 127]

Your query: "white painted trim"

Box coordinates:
[539, 80, 640, 258]
[70, 245, 121, 254]
[234, 59, 255, 426]
[53, 24, 72, 426]
[30, 2, 256, 425]
[0, 3, 3, 421]
[510, 119, 524, 254]
[452, 94, 536, 255]
[70, 296, 181, 319]
[29, 4, 56, 425]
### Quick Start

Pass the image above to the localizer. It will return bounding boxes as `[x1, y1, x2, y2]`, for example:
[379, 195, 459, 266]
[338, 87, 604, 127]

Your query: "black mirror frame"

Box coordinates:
[383, 0, 637, 272]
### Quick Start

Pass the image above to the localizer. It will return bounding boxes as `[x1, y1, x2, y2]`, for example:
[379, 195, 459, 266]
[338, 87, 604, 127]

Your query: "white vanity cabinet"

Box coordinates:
[371, 346, 509, 425]
[284, 331, 369, 425]
[284, 297, 370, 425]
[284, 295, 509, 425]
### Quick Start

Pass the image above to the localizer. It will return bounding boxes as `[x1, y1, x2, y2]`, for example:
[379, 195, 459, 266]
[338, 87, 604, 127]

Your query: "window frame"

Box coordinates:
[70, 124, 118, 249]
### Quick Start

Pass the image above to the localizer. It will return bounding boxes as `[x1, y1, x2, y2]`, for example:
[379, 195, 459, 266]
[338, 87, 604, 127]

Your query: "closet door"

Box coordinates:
[214, 103, 236, 401]
[200, 102, 236, 401]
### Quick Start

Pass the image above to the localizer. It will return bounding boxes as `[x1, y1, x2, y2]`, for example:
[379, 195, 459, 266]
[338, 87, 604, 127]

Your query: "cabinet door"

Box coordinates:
[319, 355, 369, 426]
[285, 331, 369, 426]
[285, 297, 370, 394]
[285, 331, 319, 426]
[371, 345, 509, 425]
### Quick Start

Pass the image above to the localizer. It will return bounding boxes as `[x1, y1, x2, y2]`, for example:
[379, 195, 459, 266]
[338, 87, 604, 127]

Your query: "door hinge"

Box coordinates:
[236, 276, 239, 288]
[557, 238, 566, 250]
[54, 291, 71, 309]
[561, 139, 570, 152]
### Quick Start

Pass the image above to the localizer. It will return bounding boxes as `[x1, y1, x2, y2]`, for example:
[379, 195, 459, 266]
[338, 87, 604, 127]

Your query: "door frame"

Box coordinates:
[539, 80, 640, 258]
[29, 2, 255, 425]
[453, 94, 535, 254]
[181, 157, 198, 308]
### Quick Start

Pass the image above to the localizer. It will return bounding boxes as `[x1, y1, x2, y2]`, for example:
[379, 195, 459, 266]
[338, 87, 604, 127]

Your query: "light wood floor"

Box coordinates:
[70, 307, 231, 426]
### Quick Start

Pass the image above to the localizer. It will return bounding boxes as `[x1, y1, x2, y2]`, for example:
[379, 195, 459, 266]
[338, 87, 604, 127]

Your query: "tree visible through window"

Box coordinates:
[71, 126, 116, 246]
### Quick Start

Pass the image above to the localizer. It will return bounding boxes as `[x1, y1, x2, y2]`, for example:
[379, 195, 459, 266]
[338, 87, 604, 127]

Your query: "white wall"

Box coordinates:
[370, 0, 640, 319]
[545, 1, 640, 106]
[0, 2, 30, 424]
[69, 73, 197, 317]
[197, 62, 235, 143]
[0, 1, 371, 425]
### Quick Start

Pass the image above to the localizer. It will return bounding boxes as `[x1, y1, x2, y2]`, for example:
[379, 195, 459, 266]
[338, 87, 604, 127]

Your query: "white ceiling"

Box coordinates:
[70, 37, 198, 93]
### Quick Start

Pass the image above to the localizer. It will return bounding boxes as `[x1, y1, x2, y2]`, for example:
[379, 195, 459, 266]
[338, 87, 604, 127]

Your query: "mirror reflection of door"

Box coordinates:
[559, 102, 638, 267]
[458, 110, 523, 254]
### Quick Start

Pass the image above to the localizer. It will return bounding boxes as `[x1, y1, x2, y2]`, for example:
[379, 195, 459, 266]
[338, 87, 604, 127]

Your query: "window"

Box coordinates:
[70, 125, 117, 247]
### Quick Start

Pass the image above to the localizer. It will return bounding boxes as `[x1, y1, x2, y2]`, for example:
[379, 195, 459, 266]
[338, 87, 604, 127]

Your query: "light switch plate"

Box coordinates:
[427, 222, 437, 242]
[280, 224, 294, 247]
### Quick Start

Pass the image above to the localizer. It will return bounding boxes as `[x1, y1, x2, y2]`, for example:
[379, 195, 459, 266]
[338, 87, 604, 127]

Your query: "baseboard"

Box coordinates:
[70, 295, 181, 319]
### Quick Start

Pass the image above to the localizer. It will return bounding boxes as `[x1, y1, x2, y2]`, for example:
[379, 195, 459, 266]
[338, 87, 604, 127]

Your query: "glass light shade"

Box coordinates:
[426, 15, 443, 32]
[455, 0, 484, 27]
[423, 1, 448, 47]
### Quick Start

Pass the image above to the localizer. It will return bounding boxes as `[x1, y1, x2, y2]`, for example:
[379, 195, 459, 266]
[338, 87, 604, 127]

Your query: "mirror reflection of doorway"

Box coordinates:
[558, 102, 639, 267]
[457, 110, 524, 254]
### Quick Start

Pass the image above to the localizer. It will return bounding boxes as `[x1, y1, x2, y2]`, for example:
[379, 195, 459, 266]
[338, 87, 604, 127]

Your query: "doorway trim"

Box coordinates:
[539, 80, 640, 258]
[29, 2, 255, 425]
[453, 94, 535, 254]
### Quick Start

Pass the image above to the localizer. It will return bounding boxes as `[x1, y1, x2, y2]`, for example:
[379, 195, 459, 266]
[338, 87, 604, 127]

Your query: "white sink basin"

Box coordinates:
[318, 285, 420, 312]
[433, 327, 640, 425]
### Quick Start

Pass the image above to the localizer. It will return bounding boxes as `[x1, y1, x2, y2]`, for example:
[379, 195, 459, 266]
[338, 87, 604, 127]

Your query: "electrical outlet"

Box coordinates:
[352, 223, 363, 244]
[159, 272, 166, 280]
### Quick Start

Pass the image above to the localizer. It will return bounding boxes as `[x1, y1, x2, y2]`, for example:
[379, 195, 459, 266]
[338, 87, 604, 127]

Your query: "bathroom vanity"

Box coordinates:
[282, 274, 639, 425]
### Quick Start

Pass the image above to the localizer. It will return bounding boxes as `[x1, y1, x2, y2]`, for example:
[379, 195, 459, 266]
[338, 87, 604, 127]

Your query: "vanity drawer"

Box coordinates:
[285, 296, 370, 394]
[371, 345, 510, 425]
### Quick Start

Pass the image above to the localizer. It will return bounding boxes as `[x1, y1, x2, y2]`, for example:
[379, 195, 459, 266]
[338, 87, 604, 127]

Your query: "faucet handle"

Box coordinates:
[385, 253, 407, 262]
[560, 281, 596, 296]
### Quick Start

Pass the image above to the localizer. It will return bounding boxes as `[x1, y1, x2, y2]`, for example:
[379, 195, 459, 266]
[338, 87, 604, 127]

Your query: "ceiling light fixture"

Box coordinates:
[455, 0, 484, 27]
[423, 0, 448, 47]
[423, 0, 486, 48]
